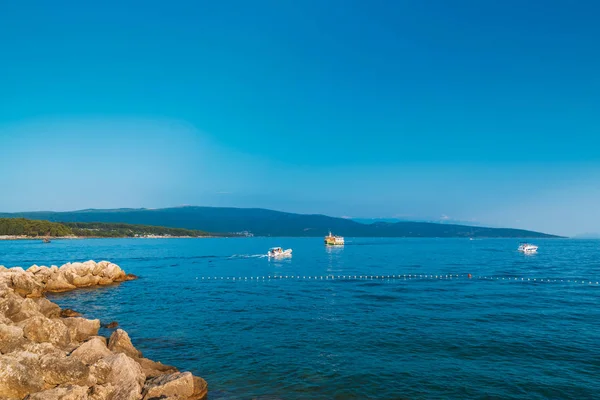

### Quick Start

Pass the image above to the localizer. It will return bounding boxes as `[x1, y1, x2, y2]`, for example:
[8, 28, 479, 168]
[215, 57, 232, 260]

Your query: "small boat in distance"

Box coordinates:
[324, 231, 344, 246]
[518, 243, 538, 254]
[268, 247, 292, 258]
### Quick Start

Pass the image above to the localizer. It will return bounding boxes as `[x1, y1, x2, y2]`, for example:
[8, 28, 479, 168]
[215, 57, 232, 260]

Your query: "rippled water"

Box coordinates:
[2, 238, 600, 399]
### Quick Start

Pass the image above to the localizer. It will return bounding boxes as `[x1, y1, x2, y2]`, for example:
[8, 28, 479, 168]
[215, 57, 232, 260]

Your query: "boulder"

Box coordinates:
[191, 376, 208, 400]
[72, 274, 101, 287]
[142, 372, 195, 400]
[103, 321, 119, 329]
[33, 267, 55, 284]
[88, 384, 115, 400]
[19, 316, 70, 348]
[102, 264, 125, 281]
[39, 354, 92, 387]
[11, 272, 44, 298]
[9, 298, 44, 323]
[34, 298, 62, 318]
[61, 271, 79, 286]
[45, 274, 76, 293]
[98, 277, 114, 286]
[92, 353, 145, 400]
[108, 329, 142, 359]
[0, 295, 22, 320]
[0, 353, 45, 399]
[26, 385, 89, 400]
[92, 262, 111, 276]
[70, 337, 112, 365]
[63, 317, 100, 343]
[21, 342, 66, 358]
[135, 358, 177, 378]
[27, 265, 41, 274]
[60, 263, 90, 278]
[60, 309, 82, 318]
[0, 323, 26, 354]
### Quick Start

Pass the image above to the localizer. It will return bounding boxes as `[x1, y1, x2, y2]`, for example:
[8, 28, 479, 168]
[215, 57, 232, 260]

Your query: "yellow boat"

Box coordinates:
[324, 231, 344, 245]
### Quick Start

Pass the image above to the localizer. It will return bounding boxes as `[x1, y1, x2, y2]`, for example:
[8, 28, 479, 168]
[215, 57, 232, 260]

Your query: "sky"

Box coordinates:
[1, 0, 599, 236]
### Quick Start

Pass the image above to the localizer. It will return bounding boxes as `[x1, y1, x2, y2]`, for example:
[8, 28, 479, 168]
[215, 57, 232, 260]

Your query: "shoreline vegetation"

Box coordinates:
[0, 218, 235, 240]
[0, 260, 208, 400]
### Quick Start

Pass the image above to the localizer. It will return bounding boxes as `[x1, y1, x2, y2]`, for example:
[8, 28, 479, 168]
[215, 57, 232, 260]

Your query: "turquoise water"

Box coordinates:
[2, 238, 600, 399]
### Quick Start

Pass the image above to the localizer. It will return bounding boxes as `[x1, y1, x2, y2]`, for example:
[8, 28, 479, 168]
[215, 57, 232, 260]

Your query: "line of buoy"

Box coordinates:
[194, 274, 599, 286]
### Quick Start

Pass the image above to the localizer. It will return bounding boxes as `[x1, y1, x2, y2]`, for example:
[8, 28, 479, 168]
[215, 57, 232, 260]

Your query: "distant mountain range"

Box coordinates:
[351, 217, 487, 226]
[0, 206, 561, 238]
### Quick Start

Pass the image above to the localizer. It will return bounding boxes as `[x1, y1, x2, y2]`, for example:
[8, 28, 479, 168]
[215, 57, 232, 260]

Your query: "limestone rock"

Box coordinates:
[88, 384, 115, 400]
[26, 385, 89, 400]
[108, 329, 142, 359]
[135, 358, 177, 378]
[103, 321, 118, 329]
[0, 295, 22, 321]
[20, 316, 70, 348]
[32, 267, 55, 285]
[142, 372, 195, 400]
[92, 262, 110, 276]
[27, 265, 41, 274]
[0, 353, 45, 399]
[34, 298, 62, 318]
[70, 337, 112, 365]
[98, 277, 114, 286]
[11, 272, 44, 298]
[21, 342, 66, 358]
[39, 354, 92, 387]
[191, 376, 208, 400]
[72, 274, 100, 287]
[62, 271, 79, 286]
[0, 323, 26, 354]
[102, 264, 125, 282]
[60, 309, 82, 318]
[0, 261, 204, 400]
[63, 317, 100, 343]
[45, 274, 76, 293]
[93, 353, 145, 400]
[9, 298, 44, 323]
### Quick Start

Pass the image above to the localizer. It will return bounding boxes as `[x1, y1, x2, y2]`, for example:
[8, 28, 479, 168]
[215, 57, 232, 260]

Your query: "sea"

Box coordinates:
[1, 237, 599, 399]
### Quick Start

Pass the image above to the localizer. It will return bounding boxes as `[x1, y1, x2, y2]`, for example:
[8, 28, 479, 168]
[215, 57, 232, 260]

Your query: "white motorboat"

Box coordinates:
[268, 247, 292, 258]
[518, 243, 538, 254]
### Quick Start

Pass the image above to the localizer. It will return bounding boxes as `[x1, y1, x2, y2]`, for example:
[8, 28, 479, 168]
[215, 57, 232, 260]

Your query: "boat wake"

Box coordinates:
[229, 254, 269, 259]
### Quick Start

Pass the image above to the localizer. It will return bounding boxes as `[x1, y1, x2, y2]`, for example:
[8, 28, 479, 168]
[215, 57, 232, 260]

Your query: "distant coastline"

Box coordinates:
[0, 208, 563, 238]
[0, 235, 221, 241]
[0, 218, 237, 240]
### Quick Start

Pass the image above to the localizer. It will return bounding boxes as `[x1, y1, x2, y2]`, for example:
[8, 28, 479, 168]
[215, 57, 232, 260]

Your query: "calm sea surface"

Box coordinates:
[1, 238, 599, 399]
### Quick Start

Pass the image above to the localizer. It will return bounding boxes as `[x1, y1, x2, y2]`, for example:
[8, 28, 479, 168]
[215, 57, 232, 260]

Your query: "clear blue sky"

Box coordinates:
[1, 0, 599, 236]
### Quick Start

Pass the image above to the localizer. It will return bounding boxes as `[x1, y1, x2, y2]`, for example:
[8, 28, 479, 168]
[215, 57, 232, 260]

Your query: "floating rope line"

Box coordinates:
[194, 274, 600, 286]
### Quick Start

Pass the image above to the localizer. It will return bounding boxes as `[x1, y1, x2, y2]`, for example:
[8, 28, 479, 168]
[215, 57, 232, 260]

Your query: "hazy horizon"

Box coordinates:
[2, 1, 599, 237]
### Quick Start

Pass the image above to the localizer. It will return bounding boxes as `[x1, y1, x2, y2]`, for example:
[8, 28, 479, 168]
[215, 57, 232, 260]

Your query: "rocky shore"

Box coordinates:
[0, 261, 207, 400]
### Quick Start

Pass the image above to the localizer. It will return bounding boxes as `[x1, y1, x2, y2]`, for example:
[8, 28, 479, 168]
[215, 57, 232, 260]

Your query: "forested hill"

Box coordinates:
[0, 207, 561, 238]
[0, 218, 72, 237]
[0, 218, 223, 238]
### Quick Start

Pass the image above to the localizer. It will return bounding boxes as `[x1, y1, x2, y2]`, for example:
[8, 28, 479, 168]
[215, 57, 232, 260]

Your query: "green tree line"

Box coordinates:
[64, 222, 214, 237]
[0, 218, 229, 238]
[0, 218, 73, 237]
